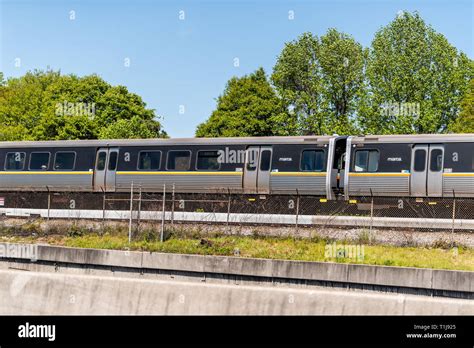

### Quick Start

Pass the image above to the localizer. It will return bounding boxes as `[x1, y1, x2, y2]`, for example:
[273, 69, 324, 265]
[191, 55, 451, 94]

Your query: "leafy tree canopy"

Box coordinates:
[449, 79, 474, 133]
[271, 29, 365, 135]
[359, 11, 473, 134]
[200, 12, 472, 137]
[0, 69, 167, 141]
[196, 68, 293, 137]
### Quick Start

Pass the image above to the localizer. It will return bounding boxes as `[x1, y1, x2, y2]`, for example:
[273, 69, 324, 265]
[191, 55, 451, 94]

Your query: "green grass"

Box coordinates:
[2, 231, 473, 271]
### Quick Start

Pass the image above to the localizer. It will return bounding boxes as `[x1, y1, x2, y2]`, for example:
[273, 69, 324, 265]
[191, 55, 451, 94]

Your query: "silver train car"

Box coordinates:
[344, 134, 474, 198]
[0, 134, 473, 198]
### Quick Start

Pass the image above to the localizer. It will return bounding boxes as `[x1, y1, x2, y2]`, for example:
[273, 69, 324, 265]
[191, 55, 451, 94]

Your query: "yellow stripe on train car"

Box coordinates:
[116, 171, 242, 175]
[348, 173, 410, 177]
[270, 172, 326, 176]
[0, 171, 92, 175]
[442, 173, 474, 176]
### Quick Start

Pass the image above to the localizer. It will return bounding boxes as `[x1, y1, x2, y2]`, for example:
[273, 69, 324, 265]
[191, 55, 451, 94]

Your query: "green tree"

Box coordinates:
[99, 115, 165, 139]
[196, 68, 292, 137]
[360, 11, 473, 134]
[0, 69, 167, 141]
[271, 29, 365, 135]
[449, 79, 474, 133]
[271, 33, 323, 135]
[0, 70, 60, 140]
[319, 29, 365, 134]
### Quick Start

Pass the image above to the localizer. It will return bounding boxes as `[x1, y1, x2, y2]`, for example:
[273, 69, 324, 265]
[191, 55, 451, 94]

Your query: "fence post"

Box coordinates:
[128, 182, 134, 244]
[46, 186, 51, 221]
[102, 188, 106, 231]
[451, 190, 456, 244]
[370, 189, 374, 233]
[160, 184, 166, 242]
[137, 186, 142, 232]
[171, 183, 175, 226]
[226, 188, 231, 229]
[102, 189, 106, 221]
[295, 189, 300, 233]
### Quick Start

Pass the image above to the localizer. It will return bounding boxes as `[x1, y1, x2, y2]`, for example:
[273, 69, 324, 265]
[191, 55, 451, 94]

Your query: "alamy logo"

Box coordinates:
[217, 147, 258, 167]
[56, 100, 96, 118]
[18, 322, 56, 341]
[0, 243, 38, 261]
[380, 102, 420, 118]
[324, 242, 364, 261]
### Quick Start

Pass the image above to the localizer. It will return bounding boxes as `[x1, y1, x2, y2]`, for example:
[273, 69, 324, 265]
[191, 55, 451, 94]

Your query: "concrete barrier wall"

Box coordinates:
[3, 243, 472, 293]
[1, 243, 473, 315]
[1, 269, 473, 315]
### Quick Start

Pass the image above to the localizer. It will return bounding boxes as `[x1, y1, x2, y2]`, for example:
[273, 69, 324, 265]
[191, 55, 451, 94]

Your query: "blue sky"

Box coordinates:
[1, 0, 472, 137]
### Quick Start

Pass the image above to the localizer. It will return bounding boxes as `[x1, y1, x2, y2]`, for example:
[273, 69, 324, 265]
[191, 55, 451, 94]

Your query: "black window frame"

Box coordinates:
[166, 150, 192, 171]
[414, 149, 427, 172]
[108, 151, 118, 171]
[259, 150, 272, 171]
[430, 149, 443, 172]
[196, 150, 221, 171]
[137, 150, 162, 171]
[53, 151, 77, 171]
[353, 149, 380, 173]
[96, 151, 107, 171]
[299, 149, 326, 172]
[28, 152, 51, 171]
[4, 152, 26, 171]
[246, 148, 259, 171]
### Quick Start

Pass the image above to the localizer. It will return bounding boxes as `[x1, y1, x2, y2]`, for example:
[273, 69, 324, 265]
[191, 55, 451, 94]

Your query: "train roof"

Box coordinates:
[0, 134, 472, 148]
[0, 136, 335, 148]
[351, 134, 474, 143]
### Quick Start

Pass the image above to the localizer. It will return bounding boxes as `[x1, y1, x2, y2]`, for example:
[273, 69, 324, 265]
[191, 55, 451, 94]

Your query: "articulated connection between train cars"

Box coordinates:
[0, 134, 473, 199]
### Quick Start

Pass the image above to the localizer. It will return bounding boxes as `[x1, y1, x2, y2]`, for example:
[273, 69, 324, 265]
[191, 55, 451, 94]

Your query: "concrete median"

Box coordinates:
[0, 269, 473, 315]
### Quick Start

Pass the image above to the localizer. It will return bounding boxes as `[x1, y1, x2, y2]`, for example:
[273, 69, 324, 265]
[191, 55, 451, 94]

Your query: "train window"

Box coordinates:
[414, 150, 426, 172]
[354, 150, 379, 172]
[260, 150, 272, 171]
[54, 152, 76, 170]
[29, 152, 50, 171]
[167, 150, 191, 170]
[96, 152, 107, 171]
[354, 151, 368, 172]
[138, 151, 161, 170]
[430, 149, 443, 172]
[368, 151, 379, 172]
[246, 149, 258, 171]
[197, 151, 220, 170]
[108, 152, 118, 171]
[4, 152, 26, 170]
[301, 150, 325, 171]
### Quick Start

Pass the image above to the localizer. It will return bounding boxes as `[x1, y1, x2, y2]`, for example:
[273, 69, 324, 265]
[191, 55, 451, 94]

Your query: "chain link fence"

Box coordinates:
[1, 187, 474, 239]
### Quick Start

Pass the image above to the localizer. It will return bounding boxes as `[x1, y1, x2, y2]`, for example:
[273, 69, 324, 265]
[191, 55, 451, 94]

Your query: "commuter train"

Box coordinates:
[0, 134, 473, 199]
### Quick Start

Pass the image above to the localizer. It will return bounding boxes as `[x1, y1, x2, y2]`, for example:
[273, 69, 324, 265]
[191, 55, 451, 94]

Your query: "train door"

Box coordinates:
[427, 145, 444, 197]
[93, 147, 119, 192]
[243, 146, 259, 193]
[257, 146, 272, 194]
[410, 144, 444, 196]
[326, 137, 347, 200]
[243, 146, 272, 194]
[411, 145, 428, 196]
